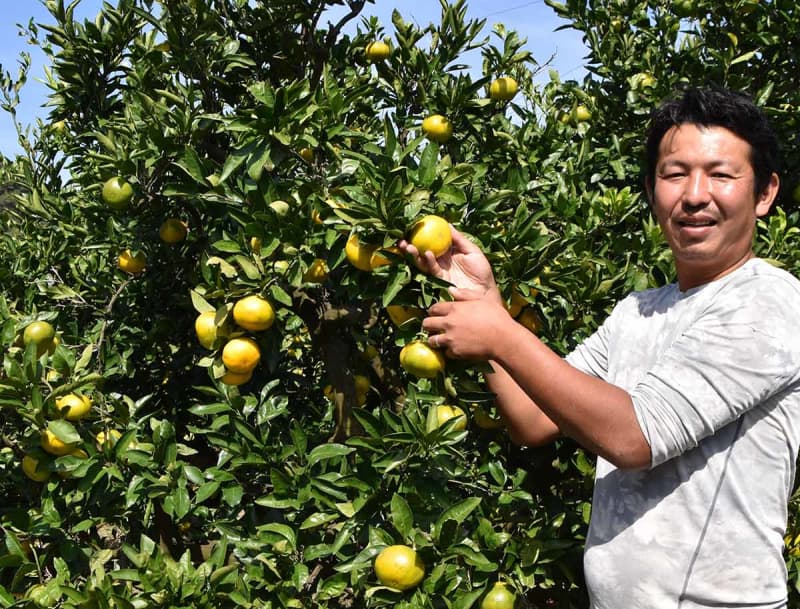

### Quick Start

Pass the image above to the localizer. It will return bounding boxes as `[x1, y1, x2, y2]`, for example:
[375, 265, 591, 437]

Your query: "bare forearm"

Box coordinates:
[491, 323, 651, 469]
[484, 360, 560, 446]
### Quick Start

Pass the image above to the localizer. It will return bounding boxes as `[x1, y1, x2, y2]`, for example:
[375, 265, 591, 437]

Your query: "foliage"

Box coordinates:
[0, 0, 799, 607]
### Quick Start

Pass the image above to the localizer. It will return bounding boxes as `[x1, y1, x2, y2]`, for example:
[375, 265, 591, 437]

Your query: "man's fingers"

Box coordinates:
[450, 227, 481, 254]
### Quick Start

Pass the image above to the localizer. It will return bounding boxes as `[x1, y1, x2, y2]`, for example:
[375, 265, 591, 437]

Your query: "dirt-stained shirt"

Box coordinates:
[567, 258, 800, 609]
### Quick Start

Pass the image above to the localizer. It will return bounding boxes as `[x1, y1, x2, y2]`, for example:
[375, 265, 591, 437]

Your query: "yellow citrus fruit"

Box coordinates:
[51, 119, 67, 135]
[409, 215, 452, 258]
[572, 104, 592, 122]
[118, 249, 146, 274]
[386, 305, 424, 327]
[222, 337, 261, 374]
[506, 290, 528, 318]
[361, 344, 379, 360]
[400, 340, 445, 378]
[518, 308, 543, 334]
[421, 114, 453, 144]
[632, 71, 656, 90]
[374, 545, 425, 591]
[472, 404, 505, 430]
[233, 295, 275, 332]
[95, 429, 122, 450]
[269, 200, 290, 216]
[303, 258, 329, 283]
[365, 40, 392, 62]
[101, 176, 133, 210]
[54, 393, 92, 421]
[23, 321, 56, 356]
[195, 311, 221, 350]
[250, 236, 263, 253]
[480, 582, 516, 609]
[489, 76, 518, 101]
[345, 234, 377, 271]
[159, 218, 188, 243]
[22, 455, 50, 482]
[369, 245, 402, 269]
[220, 369, 253, 386]
[299, 147, 315, 163]
[40, 429, 76, 456]
[436, 405, 467, 431]
[354, 374, 370, 397]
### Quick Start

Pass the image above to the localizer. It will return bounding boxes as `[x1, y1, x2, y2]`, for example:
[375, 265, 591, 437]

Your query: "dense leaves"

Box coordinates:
[1, 0, 800, 607]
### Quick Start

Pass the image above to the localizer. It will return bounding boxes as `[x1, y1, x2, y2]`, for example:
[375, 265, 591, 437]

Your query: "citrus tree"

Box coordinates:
[1, 0, 800, 607]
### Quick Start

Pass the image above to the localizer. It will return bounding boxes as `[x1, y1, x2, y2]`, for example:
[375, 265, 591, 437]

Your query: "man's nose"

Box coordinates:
[683, 171, 711, 206]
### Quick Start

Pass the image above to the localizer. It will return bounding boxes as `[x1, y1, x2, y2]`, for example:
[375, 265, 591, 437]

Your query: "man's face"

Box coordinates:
[649, 123, 778, 290]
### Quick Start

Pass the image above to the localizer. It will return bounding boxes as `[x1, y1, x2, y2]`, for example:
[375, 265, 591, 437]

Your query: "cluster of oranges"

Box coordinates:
[194, 295, 274, 387]
[364, 39, 518, 147]
[102, 176, 189, 276]
[373, 544, 515, 608]
[18, 320, 130, 482]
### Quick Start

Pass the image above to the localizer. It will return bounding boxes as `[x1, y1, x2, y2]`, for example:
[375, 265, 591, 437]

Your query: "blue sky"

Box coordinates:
[0, 0, 587, 158]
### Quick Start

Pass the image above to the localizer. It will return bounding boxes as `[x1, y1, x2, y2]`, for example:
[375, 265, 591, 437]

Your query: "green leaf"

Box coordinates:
[452, 587, 485, 609]
[390, 493, 413, 539]
[269, 284, 293, 307]
[211, 240, 242, 253]
[47, 419, 81, 444]
[219, 146, 250, 182]
[190, 290, 215, 314]
[307, 443, 355, 468]
[195, 481, 221, 504]
[233, 254, 261, 280]
[175, 146, 206, 183]
[222, 484, 244, 507]
[418, 142, 439, 187]
[730, 50, 757, 65]
[299, 512, 339, 530]
[433, 497, 481, 540]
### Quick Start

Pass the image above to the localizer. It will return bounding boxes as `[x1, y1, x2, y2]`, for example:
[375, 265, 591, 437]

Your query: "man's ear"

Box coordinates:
[756, 172, 780, 217]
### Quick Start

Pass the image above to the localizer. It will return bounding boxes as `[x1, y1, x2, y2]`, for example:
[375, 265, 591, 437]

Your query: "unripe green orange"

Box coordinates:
[159, 218, 188, 243]
[23, 321, 56, 356]
[102, 177, 133, 210]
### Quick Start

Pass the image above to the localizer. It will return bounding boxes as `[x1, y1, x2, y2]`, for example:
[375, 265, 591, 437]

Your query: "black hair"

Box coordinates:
[645, 87, 781, 196]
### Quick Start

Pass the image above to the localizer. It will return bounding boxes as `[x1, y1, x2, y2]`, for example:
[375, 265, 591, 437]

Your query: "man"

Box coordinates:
[402, 88, 800, 608]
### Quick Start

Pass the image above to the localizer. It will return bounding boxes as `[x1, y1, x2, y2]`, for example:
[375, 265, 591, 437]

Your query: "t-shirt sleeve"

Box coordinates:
[565, 306, 616, 380]
[631, 276, 800, 468]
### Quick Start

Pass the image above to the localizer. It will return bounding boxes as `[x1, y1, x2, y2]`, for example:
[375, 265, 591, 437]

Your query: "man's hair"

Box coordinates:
[644, 87, 780, 196]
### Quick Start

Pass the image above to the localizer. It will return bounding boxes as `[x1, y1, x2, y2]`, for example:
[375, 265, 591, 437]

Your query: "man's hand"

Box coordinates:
[423, 294, 513, 361]
[399, 226, 501, 304]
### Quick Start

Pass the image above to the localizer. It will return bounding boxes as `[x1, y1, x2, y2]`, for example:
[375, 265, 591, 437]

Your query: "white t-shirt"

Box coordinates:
[567, 258, 800, 609]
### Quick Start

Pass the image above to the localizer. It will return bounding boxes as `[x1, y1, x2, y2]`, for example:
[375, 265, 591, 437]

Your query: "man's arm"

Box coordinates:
[483, 359, 561, 446]
[425, 296, 652, 470]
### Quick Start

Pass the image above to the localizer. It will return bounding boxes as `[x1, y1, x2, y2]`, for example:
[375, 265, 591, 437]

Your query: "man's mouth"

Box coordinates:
[676, 218, 716, 227]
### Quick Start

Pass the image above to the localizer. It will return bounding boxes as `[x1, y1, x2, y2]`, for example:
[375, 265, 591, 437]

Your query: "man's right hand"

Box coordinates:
[399, 226, 502, 305]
